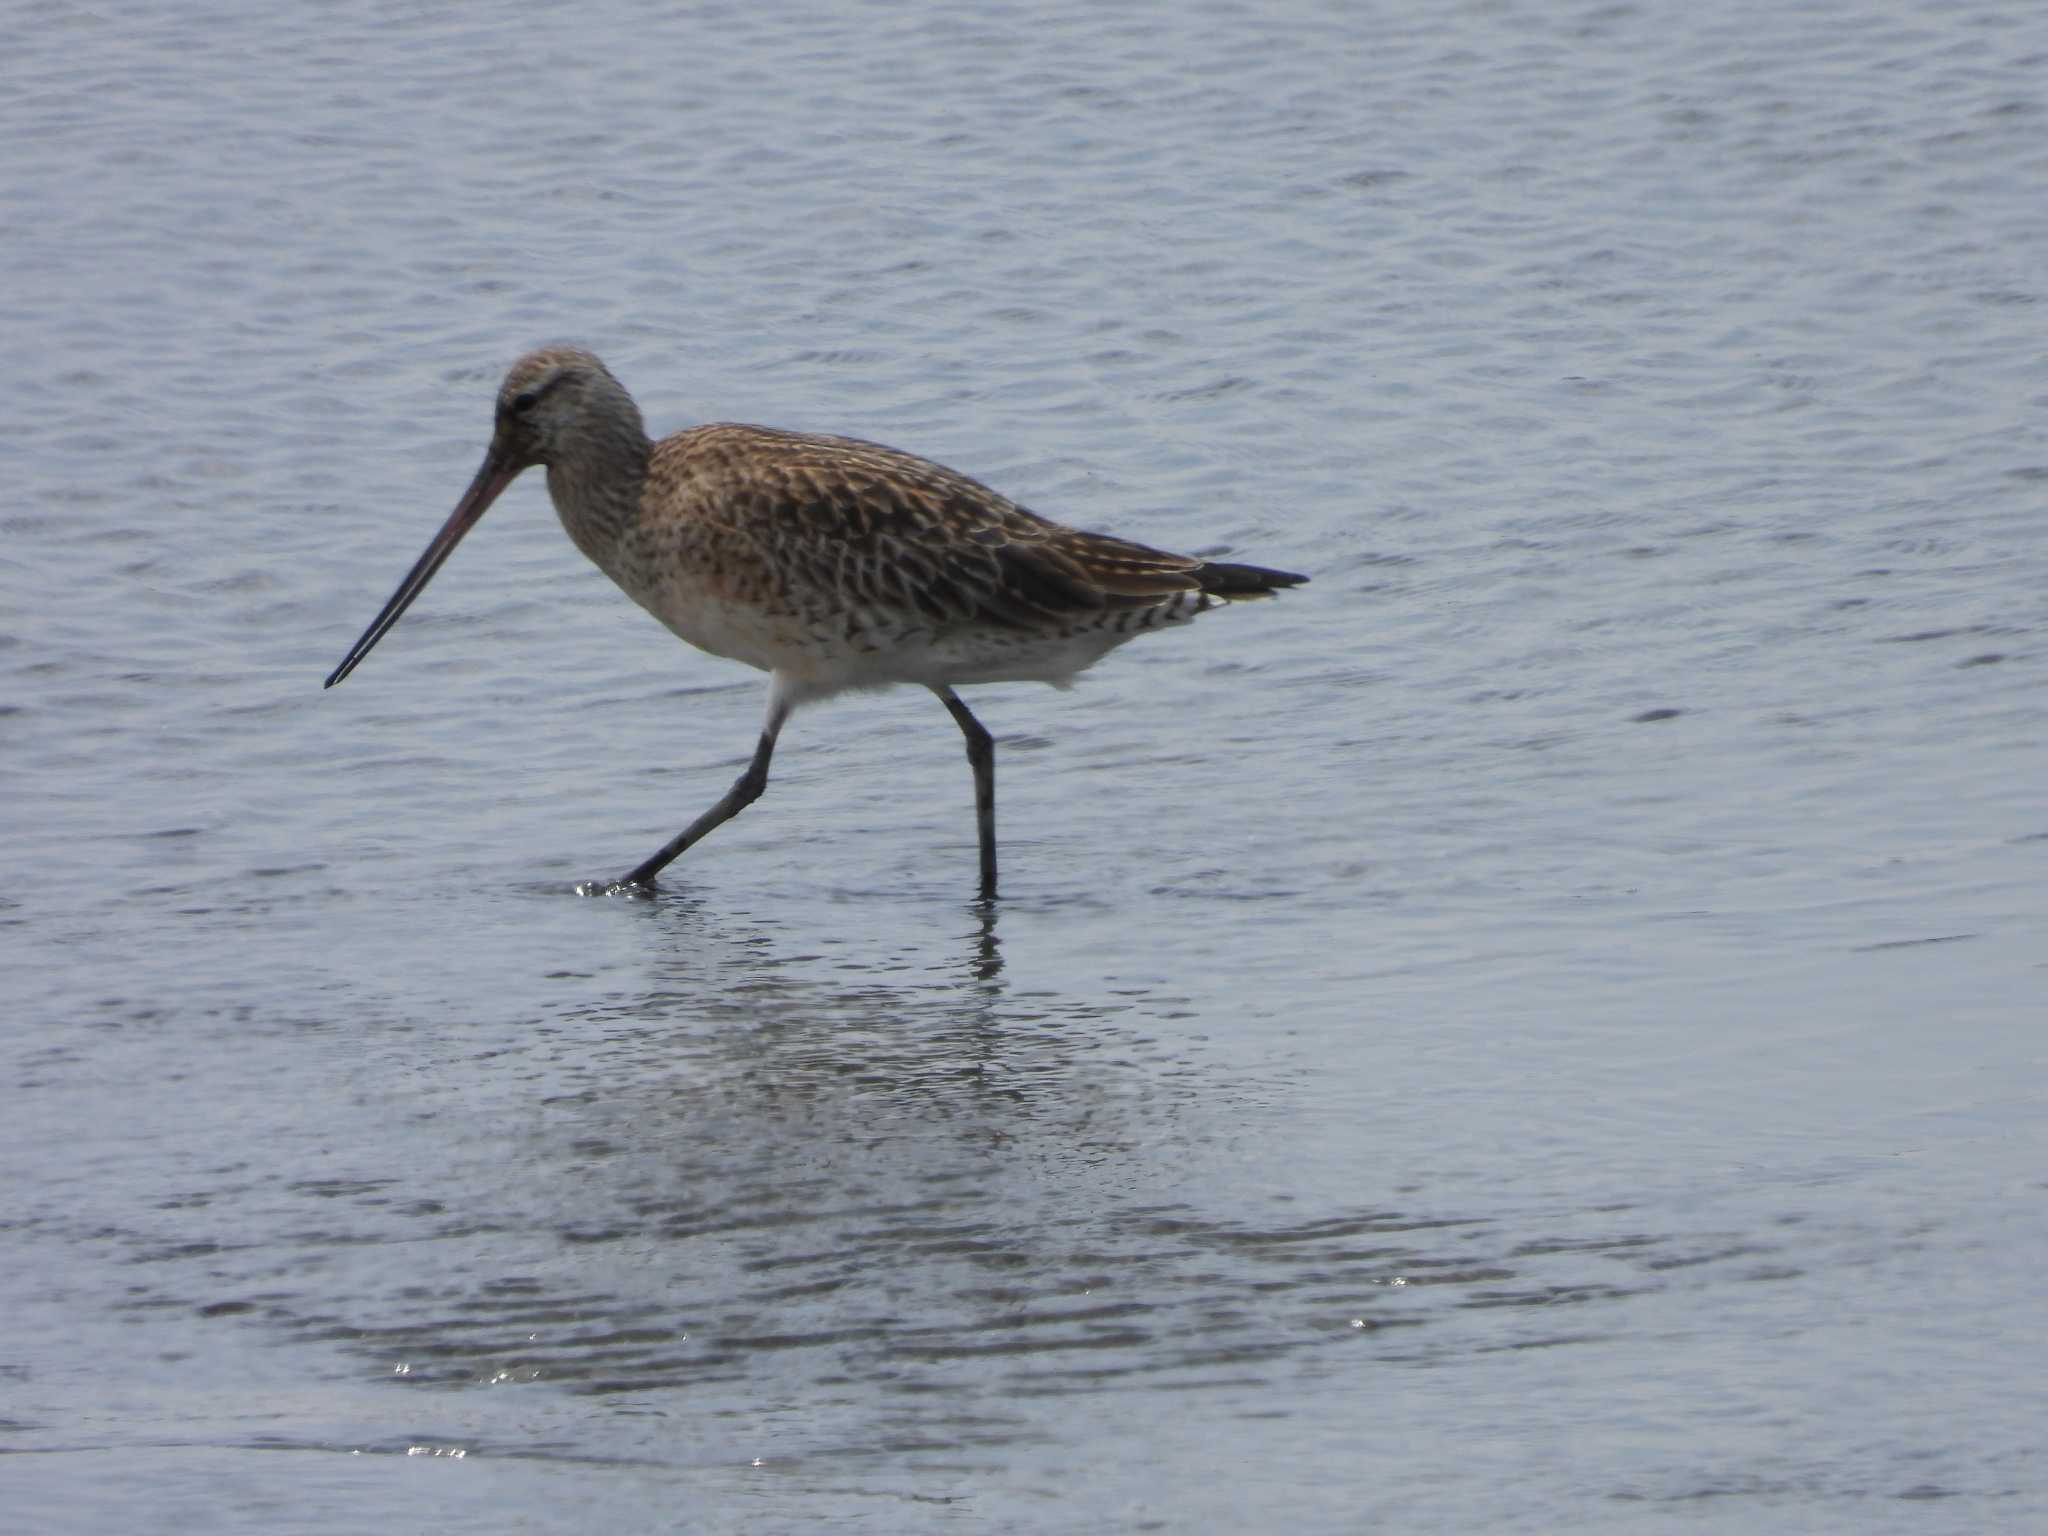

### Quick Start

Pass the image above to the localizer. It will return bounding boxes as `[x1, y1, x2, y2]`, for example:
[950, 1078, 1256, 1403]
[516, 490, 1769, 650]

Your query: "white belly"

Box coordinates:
[600, 539, 1201, 699]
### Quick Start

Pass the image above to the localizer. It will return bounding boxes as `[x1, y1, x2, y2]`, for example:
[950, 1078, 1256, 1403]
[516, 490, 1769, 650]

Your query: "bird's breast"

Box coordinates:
[611, 558, 792, 674]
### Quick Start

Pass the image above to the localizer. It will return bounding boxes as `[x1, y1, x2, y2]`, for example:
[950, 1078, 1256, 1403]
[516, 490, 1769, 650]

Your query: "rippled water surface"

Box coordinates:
[5, 1, 2046, 1530]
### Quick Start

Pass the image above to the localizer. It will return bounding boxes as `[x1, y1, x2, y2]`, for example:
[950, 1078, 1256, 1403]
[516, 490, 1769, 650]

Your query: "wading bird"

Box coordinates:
[325, 347, 1306, 896]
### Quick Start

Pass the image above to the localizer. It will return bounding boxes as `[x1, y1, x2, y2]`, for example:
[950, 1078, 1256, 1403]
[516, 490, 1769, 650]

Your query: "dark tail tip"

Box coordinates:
[1195, 560, 1309, 597]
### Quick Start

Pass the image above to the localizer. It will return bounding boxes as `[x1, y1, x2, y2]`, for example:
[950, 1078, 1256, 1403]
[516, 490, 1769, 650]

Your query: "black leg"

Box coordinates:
[620, 694, 788, 888]
[935, 686, 997, 898]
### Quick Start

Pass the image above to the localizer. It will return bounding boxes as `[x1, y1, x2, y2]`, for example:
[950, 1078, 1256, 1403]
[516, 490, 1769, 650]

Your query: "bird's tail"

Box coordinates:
[1194, 560, 1309, 598]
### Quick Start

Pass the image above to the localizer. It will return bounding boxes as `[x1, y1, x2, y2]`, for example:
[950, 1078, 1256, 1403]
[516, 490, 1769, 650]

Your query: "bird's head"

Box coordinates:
[487, 346, 645, 470]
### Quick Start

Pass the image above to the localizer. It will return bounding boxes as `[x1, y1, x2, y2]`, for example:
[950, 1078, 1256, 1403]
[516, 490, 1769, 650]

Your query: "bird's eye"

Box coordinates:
[511, 390, 539, 415]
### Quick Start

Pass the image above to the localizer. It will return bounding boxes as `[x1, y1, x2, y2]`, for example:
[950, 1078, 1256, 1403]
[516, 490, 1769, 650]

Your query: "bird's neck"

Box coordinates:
[547, 422, 652, 571]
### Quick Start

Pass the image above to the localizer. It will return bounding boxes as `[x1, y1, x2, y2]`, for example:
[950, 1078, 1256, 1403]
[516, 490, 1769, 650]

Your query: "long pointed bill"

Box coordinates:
[324, 453, 521, 688]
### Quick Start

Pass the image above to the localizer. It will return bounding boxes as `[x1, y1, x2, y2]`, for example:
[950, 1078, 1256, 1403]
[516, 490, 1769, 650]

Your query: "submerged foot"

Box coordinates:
[573, 874, 657, 898]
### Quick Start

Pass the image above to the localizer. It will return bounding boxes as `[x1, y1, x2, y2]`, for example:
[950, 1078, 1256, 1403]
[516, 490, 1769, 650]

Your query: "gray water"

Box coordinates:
[4, 1, 2045, 1530]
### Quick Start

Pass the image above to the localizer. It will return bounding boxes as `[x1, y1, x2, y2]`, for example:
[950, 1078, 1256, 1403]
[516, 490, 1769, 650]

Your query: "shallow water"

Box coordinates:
[4, 0, 2046, 1530]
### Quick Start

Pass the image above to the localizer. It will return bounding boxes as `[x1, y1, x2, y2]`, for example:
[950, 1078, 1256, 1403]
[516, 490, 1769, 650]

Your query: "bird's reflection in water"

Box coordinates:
[965, 898, 1003, 988]
[571, 891, 1143, 1187]
[250, 899, 1720, 1471]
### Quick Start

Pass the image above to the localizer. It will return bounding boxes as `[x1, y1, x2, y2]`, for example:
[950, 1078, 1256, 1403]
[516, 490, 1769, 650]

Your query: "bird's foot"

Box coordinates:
[573, 875, 656, 898]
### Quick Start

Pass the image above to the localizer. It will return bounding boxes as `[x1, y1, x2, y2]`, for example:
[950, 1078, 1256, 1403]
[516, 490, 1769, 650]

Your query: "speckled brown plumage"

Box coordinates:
[327, 346, 1306, 895]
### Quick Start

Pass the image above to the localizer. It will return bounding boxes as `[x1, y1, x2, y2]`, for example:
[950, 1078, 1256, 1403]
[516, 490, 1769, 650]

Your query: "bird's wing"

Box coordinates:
[666, 426, 1209, 629]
